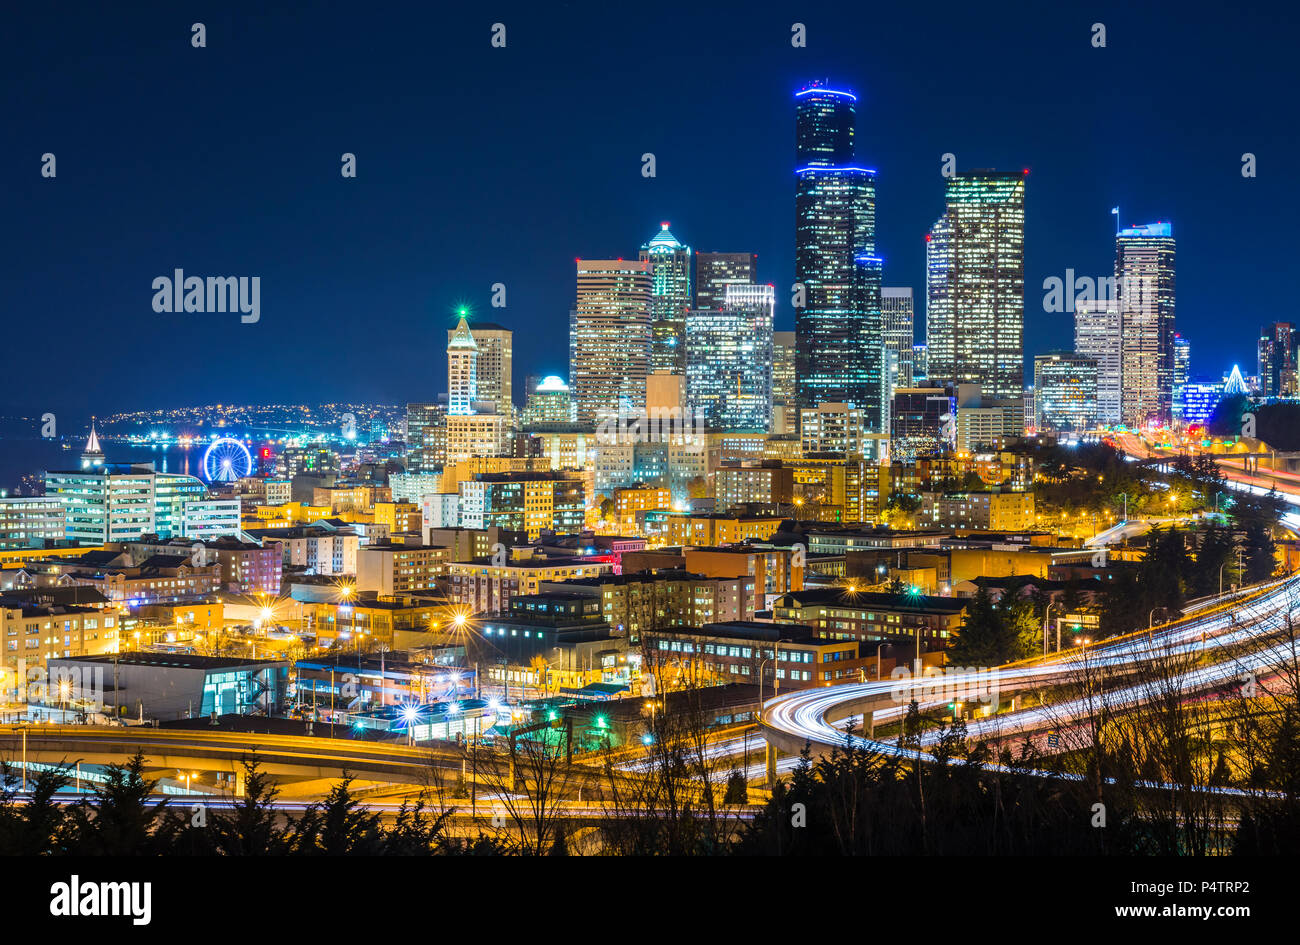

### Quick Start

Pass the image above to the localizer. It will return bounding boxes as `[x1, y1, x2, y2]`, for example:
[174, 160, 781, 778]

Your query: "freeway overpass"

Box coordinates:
[1083, 515, 1193, 548]
[760, 574, 1300, 774]
[0, 725, 468, 789]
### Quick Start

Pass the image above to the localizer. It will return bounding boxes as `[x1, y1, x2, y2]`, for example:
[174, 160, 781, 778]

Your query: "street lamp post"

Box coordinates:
[905, 585, 925, 669]
[1043, 601, 1057, 656]
[758, 655, 774, 711]
[1148, 606, 1167, 644]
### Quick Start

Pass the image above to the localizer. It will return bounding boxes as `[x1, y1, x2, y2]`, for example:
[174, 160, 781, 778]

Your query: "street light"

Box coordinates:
[1148, 606, 1167, 643]
[905, 585, 924, 666]
[758, 653, 780, 711]
[1043, 601, 1057, 656]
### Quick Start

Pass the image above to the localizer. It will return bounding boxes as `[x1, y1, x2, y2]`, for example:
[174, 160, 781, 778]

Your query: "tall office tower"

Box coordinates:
[925, 170, 1026, 407]
[1034, 352, 1098, 432]
[1258, 322, 1297, 396]
[1116, 222, 1176, 427]
[571, 259, 652, 424]
[1172, 332, 1190, 421]
[684, 284, 774, 431]
[1074, 299, 1122, 426]
[772, 330, 797, 432]
[405, 402, 446, 473]
[911, 343, 928, 381]
[447, 316, 479, 416]
[449, 321, 512, 412]
[882, 287, 915, 389]
[640, 223, 692, 374]
[793, 82, 884, 438]
[695, 252, 757, 309]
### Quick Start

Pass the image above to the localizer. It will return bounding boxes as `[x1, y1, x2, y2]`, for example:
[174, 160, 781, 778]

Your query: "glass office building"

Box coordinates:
[793, 83, 884, 435]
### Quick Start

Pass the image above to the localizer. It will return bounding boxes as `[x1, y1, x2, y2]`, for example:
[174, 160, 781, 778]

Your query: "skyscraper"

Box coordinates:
[1258, 322, 1297, 396]
[1075, 299, 1122, 426]
[882, 287, 915, 390]
[695, 252, 757, 310]
[911, 344, 928, 382]
[571, 259, 652, 424]
[793, 82, 884, 438]
[684, 284, 774, 431]
[772, 330, 797, 433]
[521, 376, 577, 426]
[890, 387, 955, 461]
[925, 170, 1026, 406]
[449, 321, 512, 412]
[447, 316, 478, 416]
[1116, 222, 1176, 427]
[404, 402, 445, 473]
[1172, 332, 1190, 421]
[1034, 352, 1098, 432]
[640, 223, 692, 375]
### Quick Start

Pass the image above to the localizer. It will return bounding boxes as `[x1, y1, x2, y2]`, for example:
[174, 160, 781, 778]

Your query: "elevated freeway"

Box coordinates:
[760, 574, 1300, 770]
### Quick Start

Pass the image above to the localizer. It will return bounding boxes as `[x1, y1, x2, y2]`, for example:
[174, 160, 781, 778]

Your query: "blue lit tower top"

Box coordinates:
[795, 82, 857, 167]
[1118, 222, 1173, 239]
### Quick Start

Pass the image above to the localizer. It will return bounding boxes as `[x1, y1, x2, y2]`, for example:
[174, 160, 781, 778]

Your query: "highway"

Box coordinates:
[1111, 430, 1300, 506]
[760, 574, 1300, 773]
[0, 716, 733, 807]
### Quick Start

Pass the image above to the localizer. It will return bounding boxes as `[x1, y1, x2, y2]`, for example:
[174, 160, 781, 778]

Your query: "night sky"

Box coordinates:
[3, 1, 1293, 421]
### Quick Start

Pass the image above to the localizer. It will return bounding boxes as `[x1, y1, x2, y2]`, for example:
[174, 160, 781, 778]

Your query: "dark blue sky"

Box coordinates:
[3, 1, 1293, 421]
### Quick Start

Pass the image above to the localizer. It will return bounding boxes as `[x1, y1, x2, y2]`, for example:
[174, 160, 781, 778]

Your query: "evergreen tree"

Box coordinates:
[211, 759, 294, 856]
[67, 750, 169, 855]
[1192, 524, 1233, 597]
[1060, 577, 1084, 615]
[291, 776, 384, 855]
[722, 770, 749, 805]
[1099, 571, 1141, 638]
[947, 587, 1005, 665]
[0, 764, 70, 855]
[1000, 594, 1043, 660]
[382, 797, 453, 855]
[1243, 521, 1277, 583]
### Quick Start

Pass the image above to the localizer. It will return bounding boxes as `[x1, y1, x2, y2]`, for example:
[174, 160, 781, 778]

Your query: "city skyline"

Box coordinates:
[3, 2, 1300, 880]
[4, 3, 1290, 417]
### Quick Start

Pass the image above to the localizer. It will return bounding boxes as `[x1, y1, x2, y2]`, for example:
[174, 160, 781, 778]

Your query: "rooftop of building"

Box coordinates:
[572, 682, 762, 723]
[55, 652, 287, 670]
[136, 553, 201, 571]
[122, 535, 266, 551]
[648, 620, 821, 644]
[360, 541, 449, 553]
[45, 462, 158, 476]
[0, 586, 112, 607]
[772, 588, 969, 614]
[295, 652, 459, 675]
[468, 471, 584, 484]
[544, 568, 721, 587]
[0, 598, 103, 618]
[245, 523, 359, 539]
[451, 555, 613, 569]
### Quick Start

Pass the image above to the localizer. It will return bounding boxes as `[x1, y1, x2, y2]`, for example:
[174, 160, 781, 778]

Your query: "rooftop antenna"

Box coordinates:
[1111, 206, 1120, 236]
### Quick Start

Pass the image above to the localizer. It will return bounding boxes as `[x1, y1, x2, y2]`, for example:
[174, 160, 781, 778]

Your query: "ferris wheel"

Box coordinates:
[201, 437, 254, 482]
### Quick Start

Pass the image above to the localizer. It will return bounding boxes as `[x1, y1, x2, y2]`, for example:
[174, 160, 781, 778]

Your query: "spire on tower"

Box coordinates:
[82, 418, 105, 468]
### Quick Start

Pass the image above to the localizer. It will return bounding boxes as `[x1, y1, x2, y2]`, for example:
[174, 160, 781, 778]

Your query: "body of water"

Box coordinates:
[0, 438, 203, 493]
